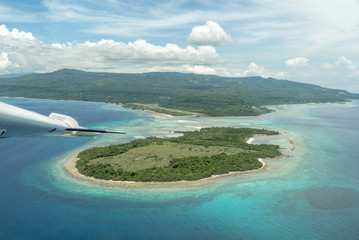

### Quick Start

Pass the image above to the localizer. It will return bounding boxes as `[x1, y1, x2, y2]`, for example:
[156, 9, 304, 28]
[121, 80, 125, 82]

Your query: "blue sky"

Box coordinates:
[0, 0, 358, 92]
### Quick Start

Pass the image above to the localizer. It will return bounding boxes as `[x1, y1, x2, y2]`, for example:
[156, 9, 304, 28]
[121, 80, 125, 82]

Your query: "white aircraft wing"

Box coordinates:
[0, 102, 125, 138]
[0, 128, 5, 137]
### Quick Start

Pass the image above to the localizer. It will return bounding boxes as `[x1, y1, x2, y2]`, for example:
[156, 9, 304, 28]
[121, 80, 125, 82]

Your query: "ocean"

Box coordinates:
[0, 97, 358, 239]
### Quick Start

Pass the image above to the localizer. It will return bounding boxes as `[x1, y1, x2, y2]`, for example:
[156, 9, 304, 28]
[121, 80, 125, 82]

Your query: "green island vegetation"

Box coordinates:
[76, 127, 282, 182]
[1, 69, 358, 117]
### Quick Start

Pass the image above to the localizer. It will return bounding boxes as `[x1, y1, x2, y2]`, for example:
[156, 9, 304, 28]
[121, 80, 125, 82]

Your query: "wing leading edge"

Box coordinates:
[0, 102, 125, 138]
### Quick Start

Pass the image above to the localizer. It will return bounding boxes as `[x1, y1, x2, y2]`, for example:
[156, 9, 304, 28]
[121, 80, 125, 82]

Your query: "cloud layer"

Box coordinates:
[0, 25, 222, 74]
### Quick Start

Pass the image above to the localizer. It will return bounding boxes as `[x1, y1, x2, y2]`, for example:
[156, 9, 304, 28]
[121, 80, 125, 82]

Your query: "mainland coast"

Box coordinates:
[63, 136, 286, 188]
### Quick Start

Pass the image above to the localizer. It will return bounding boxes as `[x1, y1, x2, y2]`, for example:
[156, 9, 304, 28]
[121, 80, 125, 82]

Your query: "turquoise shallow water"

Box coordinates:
[0, 97, 359, 239]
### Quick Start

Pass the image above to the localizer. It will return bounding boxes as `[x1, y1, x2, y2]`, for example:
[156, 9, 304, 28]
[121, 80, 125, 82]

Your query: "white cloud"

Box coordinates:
[335, 56, 357, 71]
[187, 21, 232, 46]
[150, 65, 217, 75]
[233, 62, 268, 78]
[0, 51, 19, 72]
[0, 52, 11, 69]
[285, 57, 309, 67]
[181, 65, 216, 75]
[275, 71, 289, 80]
[0, 24, 35, 40]
[242, 62, 266, 77]
[0, 25, 222, 74]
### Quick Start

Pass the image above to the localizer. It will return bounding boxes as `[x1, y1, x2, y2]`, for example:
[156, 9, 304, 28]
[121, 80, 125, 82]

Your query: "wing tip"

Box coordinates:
[65, 128, 126, 134]
[0, 129, 6, 136]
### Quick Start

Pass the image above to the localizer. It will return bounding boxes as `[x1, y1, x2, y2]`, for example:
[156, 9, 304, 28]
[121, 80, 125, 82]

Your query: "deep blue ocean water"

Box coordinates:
[1, 97, 359, 240]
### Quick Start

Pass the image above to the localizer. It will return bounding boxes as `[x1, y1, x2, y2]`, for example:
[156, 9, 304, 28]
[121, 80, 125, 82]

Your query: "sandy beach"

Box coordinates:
[63, 153, 269, 188]
[63, 135, 286, 188]
[246, 137, 255, 144]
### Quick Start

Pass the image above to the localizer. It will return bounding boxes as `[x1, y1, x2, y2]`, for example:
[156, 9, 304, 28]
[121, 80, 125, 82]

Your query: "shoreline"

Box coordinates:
[120, 103, 203, 118]
[63, 153, 270, 188]
[63, 135, 284, 188]
[246, 137, 255, 144]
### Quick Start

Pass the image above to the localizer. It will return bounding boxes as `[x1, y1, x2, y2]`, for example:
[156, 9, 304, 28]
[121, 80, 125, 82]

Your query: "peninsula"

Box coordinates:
[73, 127, 281, 183]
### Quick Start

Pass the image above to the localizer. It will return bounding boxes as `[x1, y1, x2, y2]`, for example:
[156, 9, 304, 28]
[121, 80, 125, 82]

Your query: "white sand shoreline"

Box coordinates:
[246, 137, 255, 144]
[63, 153, 270, 188]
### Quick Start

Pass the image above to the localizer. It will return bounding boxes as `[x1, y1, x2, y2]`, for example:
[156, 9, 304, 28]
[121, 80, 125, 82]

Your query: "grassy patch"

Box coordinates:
[91, 142, 246, 171]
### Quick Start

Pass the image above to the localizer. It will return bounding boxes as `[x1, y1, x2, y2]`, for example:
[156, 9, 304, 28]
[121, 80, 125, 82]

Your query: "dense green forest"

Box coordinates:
[76, 127, 281, 182]
[1, 69, 358, 116]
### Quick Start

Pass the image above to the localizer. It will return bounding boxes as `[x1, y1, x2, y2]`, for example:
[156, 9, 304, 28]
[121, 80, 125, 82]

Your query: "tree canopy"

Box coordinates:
[1, 69, 357, 116]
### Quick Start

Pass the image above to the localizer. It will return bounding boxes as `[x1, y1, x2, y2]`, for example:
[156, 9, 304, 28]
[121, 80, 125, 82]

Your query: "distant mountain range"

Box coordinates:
[0, 69, 358, 116]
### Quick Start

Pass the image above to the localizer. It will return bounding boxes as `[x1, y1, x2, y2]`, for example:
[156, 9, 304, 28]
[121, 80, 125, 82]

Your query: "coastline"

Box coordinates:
[63, 153, 269, 188]
[63, 135, 284, 188]
[120, 103, 203, 118]
[246, 137, 255, 144]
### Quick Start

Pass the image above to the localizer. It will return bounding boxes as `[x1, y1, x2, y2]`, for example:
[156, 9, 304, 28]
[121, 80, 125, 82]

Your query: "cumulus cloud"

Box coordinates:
[0, 25, 222, 74]
[232, 62, 268, 78]
[150, 65, 217, 75]
[181, 65, 216, 75]
[285, 57, 309, 67]
[187, 21, 232, 46]
[0, 52, 12, 69]
[0, 24, 35, 40]
[275, 71, 289, 79]
[335, 56, 357, 71]
[242, 62, 266, 77]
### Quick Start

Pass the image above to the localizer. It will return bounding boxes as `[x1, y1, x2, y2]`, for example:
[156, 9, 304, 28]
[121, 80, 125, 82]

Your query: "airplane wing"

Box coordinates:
[0, 128, 5, 137]
[0, 102, 125, 138]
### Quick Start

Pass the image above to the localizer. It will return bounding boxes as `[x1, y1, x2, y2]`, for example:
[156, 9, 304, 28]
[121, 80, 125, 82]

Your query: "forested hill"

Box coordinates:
[0, 69, 358, 116]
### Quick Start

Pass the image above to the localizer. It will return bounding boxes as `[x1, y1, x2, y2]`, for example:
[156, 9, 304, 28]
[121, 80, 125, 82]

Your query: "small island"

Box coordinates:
[74, 127, 282, 183]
